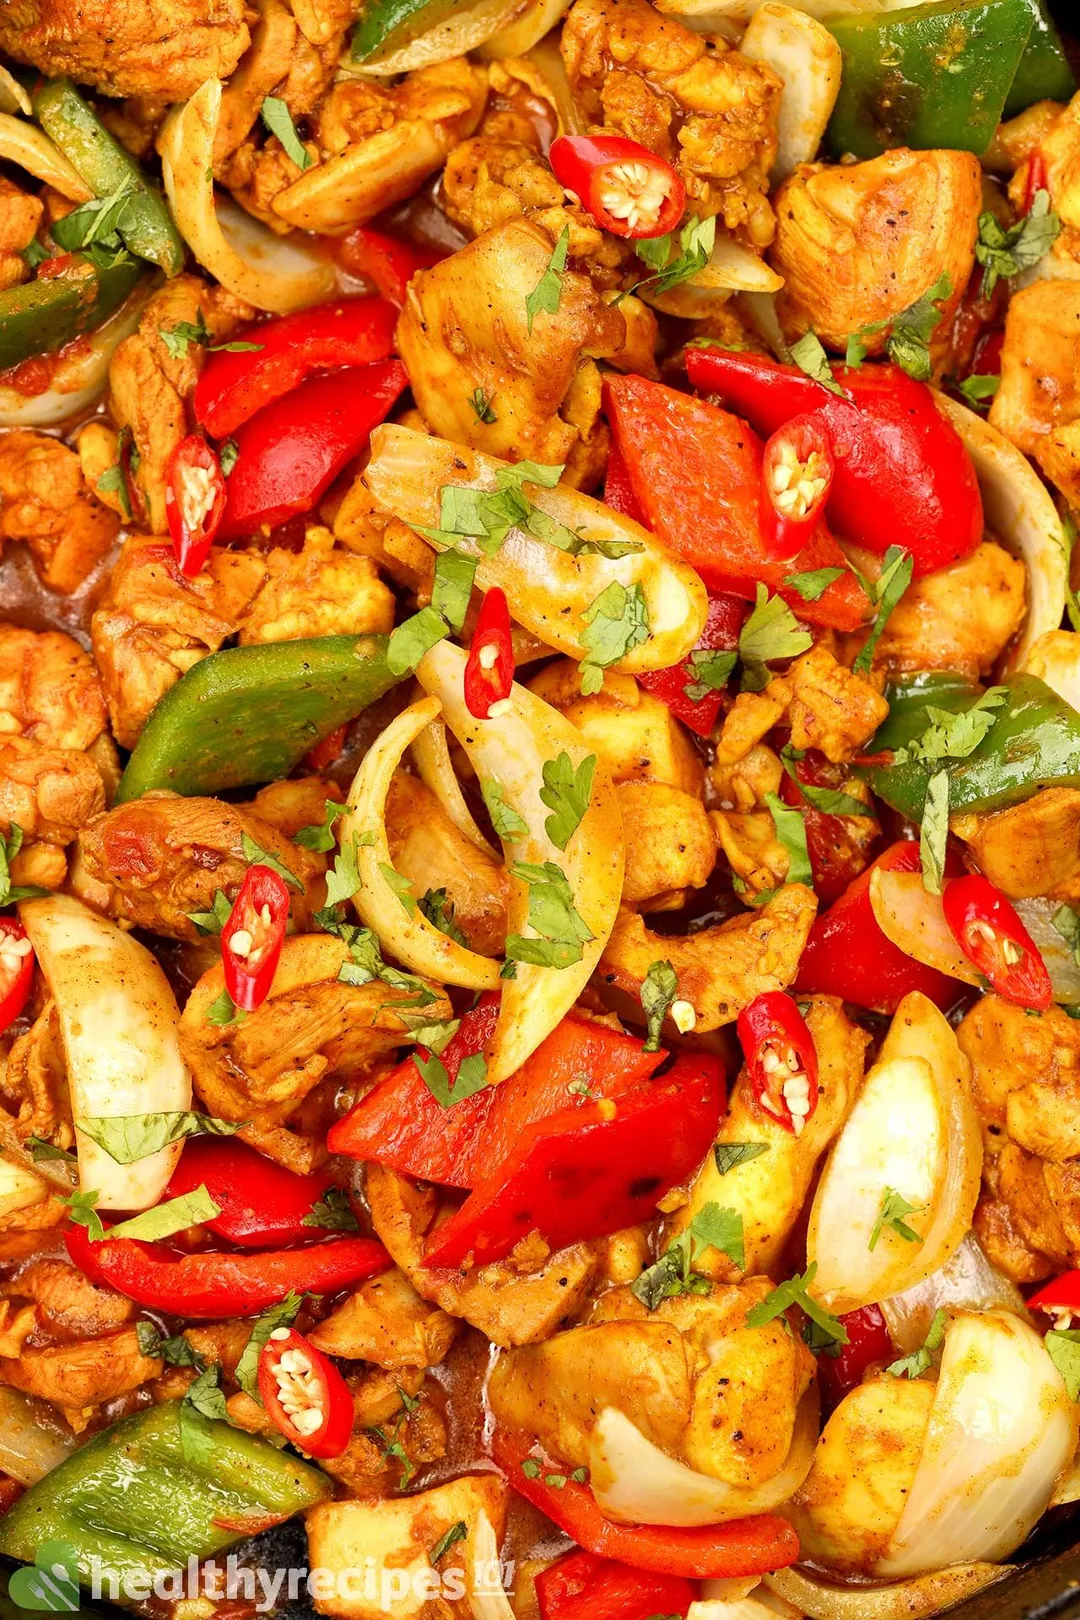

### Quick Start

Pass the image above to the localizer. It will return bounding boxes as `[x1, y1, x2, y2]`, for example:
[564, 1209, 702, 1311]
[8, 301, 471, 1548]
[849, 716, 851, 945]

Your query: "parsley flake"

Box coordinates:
[580, 581, 649, 694]
[887, 1307, 947, 1380]
[506, 860, 594, 970]
[525, 226, 569, 335]
[852, 546, 913, 676]
[919, 770, 950, 896]
[540, 752, 595, 850]
[868, 1187, 923, 1251]
[261, 97, 311, 170]
[714, 1141, 769, 1176]
[789, 331, 846, 398]
[640, 959, 678, 1052]
[632, 1202, 745, 1309]
[738, 584, 813, 691]
[745, 1263, 848, 1346]
[976, 191, 1061, 298]
[481, 778, 529, 842]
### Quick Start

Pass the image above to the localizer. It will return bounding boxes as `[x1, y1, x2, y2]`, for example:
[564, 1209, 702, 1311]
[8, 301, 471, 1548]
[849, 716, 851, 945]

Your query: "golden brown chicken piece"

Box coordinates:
[4, 1259, 135, 1340]
[0, 430, 118, 595]
[0, 737, 106, 847]
[0, 1328, 160, 1411]
[863, 541, 1026, 681]
[0, 0, 249, 100]
[73, 792, 324, 942]
[308, 1267, 458, 1369]
[237, 527, 396, 643]
[181, 938, 452, 1175]
[770, 148, 981, 355]
[108, 275, 253, 533]
[0, 178, 43, 292]
[396, 218, 624, 486]
[528, 664, 705, 793]
[785, 643, 888, 764]
[562, 0, 780, 247]
[2, 1001, 71, 1149]
[1008, 89, 1080, 274]
[990, 281, 1080, 507]
[0, 627, 109, 754]
[952, 788, 1080, 902]
[618, 781, 716, 911]
[385, 772, 509, 957]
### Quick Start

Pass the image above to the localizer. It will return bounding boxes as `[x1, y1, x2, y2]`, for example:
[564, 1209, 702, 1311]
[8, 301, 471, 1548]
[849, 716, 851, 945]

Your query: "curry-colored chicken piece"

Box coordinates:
[0, 738, 106, 848]
[0, 627, 109, 755]
[716, 643, 886, 768]
[2, 1001, 71, 1149]
[0, 430, 118, 595]
[528, 664, 705, 794]
[617, 780, 716, 911]
[3, 1259, 135, 1341]
[237, 527, 396, 644]
[0, 0, 248, 99]
[385, 772, 509, 957]
[1007, 89, 1080, 276]
[561, 0, 781, 248]
[769, 148, 981, 355]
[108, 275, 254, 534]
[0, 1328, 161, 1414]
[396, 219, 624, 486]
[73, 791, 324, 942]
[864, 541, 1026, 681]
[990, 281, 1080, 508]
[308, 1267, 458, 1369]
[0, 178, 43, 292]
[952, 788, 1080, 902]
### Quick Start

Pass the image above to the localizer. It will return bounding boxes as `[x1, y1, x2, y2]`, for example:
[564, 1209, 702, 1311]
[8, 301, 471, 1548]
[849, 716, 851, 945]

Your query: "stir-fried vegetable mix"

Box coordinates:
[2, 0, 1080, 1614]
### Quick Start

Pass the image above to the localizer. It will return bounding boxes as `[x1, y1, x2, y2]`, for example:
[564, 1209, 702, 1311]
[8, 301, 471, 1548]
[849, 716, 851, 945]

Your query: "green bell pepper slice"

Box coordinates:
[351, 0, 459, 60]
[859, 671, 1080, 821]
[0, 253, 142, 372]
[116, 634, 401, 802]
[826, 0, 1039, 160]
[0, 1404, 330, 1589]
[1003, 0, 1075, 116]
[32, 79, 184, 276]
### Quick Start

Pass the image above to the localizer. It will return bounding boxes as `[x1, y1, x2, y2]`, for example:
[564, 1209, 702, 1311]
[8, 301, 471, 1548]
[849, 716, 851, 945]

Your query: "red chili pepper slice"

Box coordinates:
[761, 413, 835, 562]
[816, 1304, 894, 1417]
[1029, 1271, 1080, 1325]
[736, 991, 819, 1136]
[1023, 151, 1050, 215]
[464, 586, 514, 719]
[941, 873, 1052, 1010]
[193, 296, 398, 440]
[221, 864, 290, 1013]
[492, 1427, 799, 1580]
[549, 135, 685, 240]
[0, 919, 35, 1035]
[258, 1324, 354, 1459]
[165, 435, 226, 579]
[637, 591, 746, 738]
[335, 228, 444, 309]
[302, 723, 349, 774]
[164, 1137, 344, 1249]
[65, 1220, 390, 1318]
[536, 1548, 697, 1620]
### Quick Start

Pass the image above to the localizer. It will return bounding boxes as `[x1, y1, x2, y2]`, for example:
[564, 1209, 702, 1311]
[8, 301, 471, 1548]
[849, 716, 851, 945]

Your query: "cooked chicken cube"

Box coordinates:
[562, 0, 781, 247]
[1029, 87, 1080, 232]
[396, 219, 624, 486]
[952, 787, 1080, 902]
[958, 994, 1080, 1161]
[529, 664, 705, 794]
[862, 541, 1026, 681]
[786, 643, 888, 764]
[617, 780, 717, 911]
[0, 178, 44, 292]
[2, 1000, 71, 1148]
[0, 1328, 161, 1409]
[4, 1259, 136, 1340]
[385, 772, 509, 957]
[711, 807, 788, 901]
[0, 737, 106, 846]
[308, 1268, 458, 1369]
[0, 430, 118, 595]
[238, 528, 395, 643]
[770, 148, 981, 355]
[990, 281, 1080, 507]
[0, 627, 109, 754]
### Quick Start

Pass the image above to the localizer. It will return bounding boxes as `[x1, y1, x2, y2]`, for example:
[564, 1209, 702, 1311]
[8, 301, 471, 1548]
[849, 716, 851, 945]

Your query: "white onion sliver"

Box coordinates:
[0, 1386, 77, 1486]
[868, 868, 981, 988]
[764, 1562, 1009, 1620]
[740, 4, 842, 183]
[411, 713, 501, 861]
[468, 1511, 515, 1620]
[0, 111, 92, 200]
[882, 1231, 1028, 1354]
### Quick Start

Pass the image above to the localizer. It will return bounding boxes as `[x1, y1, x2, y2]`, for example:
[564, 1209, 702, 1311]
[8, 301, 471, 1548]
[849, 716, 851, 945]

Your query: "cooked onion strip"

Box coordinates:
[365, 425, 708, 673]
[0, 67, 31, 117]
[159, 79, 334, 313]
[764, 1563, 1009, 1620]
[1011, 894, 1080, 1002]
[19, 894, 192, 1212]
[740, 4, 842, 183]
[479, 0, 572, 58]
[587, 1394, 818, 1526]
[348, 0, 530, 75]
[411, 713, 501, 862]
[869, 868, 981, 988]
[524, 36, 587, 135]
[0, 111, 92, 201]
[416, 640, 623, 1083]
[468, 1512, 516, 1620]
[883, 1232, 1028, 1354]
[0, 1387, 77, 1486]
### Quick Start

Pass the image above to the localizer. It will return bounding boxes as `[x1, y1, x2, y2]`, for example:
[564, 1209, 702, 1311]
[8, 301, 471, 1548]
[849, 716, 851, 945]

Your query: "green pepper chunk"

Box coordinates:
[0, 254, 142, 372]
[826, 0, 1040, 160]
[116, 634, 401, 802]
[0, 1404, 330, 1588]
[1003, 0, 1075, 116]
[33, 79, 184, 276]
[859, 672, 1080, 821]
[351, 0, 460, 60]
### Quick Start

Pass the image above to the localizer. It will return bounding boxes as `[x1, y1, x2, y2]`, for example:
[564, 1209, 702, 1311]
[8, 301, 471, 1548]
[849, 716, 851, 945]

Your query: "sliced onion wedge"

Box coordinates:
[935, 392, 1067, 670]
[347, 0, 529, 74]
[416, 640, 623, 1084]
[410, 713, 500, 862]
[468, 1510, 516, 1620]
[875, 1311, 1078, 1576]
[0, 1157, 49, 1219]
[0, 280, 152, 429]
[869, 868, 982, 987]
[0, 111, 92, 201]
[807, 991, 981, 1312]
[764, 1563, 1009, 1620]
[341, 693, 502, 992]
[740, 4, 842, 183]
[364, 424, 708, 674]
[882, 1231, 1028, 1355]
[586, 1393, 817, 1527]
[19, 893, 192, 1211]
[159, 79, 334, 313]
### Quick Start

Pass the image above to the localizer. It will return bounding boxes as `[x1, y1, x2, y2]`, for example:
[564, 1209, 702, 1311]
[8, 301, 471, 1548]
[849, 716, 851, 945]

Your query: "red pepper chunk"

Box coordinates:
[816, 1304, 895, 1417]
[942, 874, 1052, 1011]
[550, 135, 685, 240]
[165, 436, 226, 579]
[637, 591, 746, 738]
[1023, 151, 1049, 216]
[761, 414, 834, 562]
[221, 864, 290, 1012]
[193, 296, 398, 439]
[422, 1051, 724, 1270]
[0, 919, 34, 1035]
[737, 992, 818, 1136]
[335, 228, 444, 309]
[536, 1549, 697, 1620]
[164, 1137, 344, 1249]
[464, 586, 514, 719]
[65, 1221, 390, 1318]
[1028, 1271, 1080, 1328]
[493, 1428, 799, 1580]
[258, 1325, 354, 1459]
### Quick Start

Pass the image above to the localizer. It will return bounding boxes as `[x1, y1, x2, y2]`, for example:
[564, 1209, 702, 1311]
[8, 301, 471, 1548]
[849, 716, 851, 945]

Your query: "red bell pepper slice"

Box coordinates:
[684, 349, 983, 578]
[795, 840, 962, 1015]
[780, 750, 877, 905]
[549, 135, 685, 240]
[65, 1221, 390, 1318]
[193, 296, 397, 440]
[603, 443, 644, 524]
[329, 995, 664, 1188]
[422, 1051, 724, 1270]
[258, 1324, 355, 1459]
[0, 919, 35, 1035]
[603, 374, 867, 631]
[536, 1549, 697, 1620]
[492, 1427, 799, 1580]
[737, 991, 818, 1135]
[1029, 1271, 1080, 1325]
[816, 1304, 894, 1417]
[463, 586, 514, 719]
[335, 228, 444, 309]
[942, 874, 1052, 1011]
[164, 1137, 345, 1249]
[217, 358, 408, 540]
[761, 414, 834, 562]
[637, 590, 746, 738]
[221, 864, 290, 1013]
[165, 435, 227, 579]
